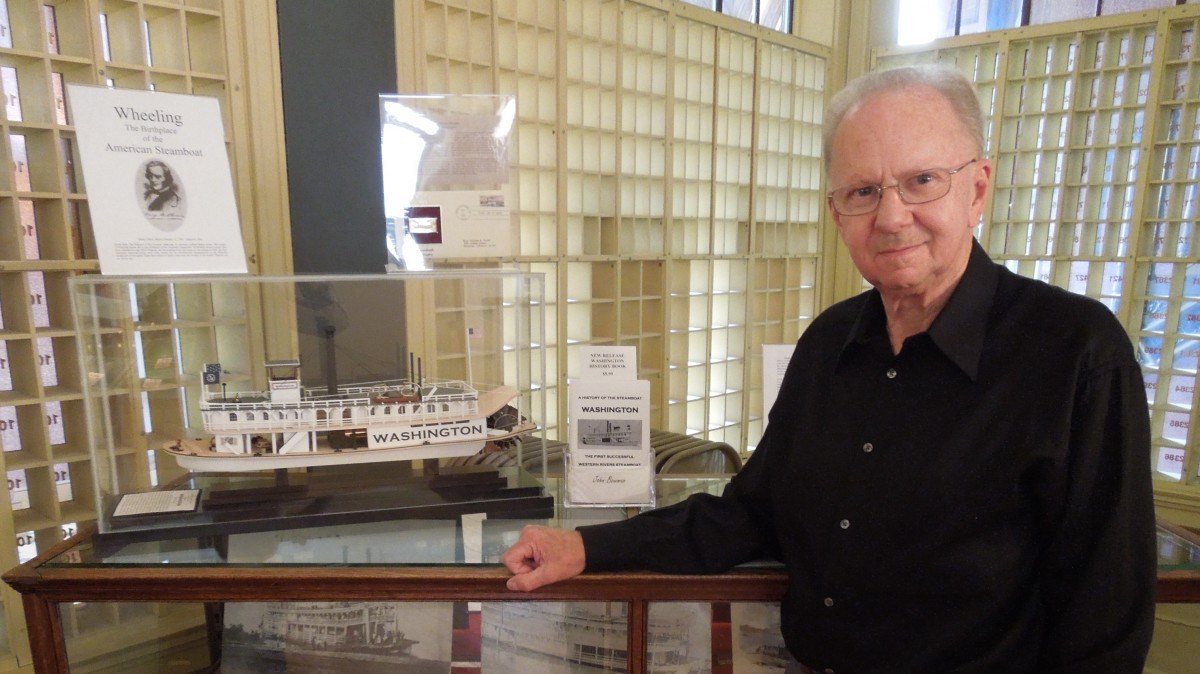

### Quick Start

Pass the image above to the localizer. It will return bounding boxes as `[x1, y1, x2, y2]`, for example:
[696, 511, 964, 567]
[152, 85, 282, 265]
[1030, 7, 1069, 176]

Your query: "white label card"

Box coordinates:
[579, 345, 637, 380]
[112, 489, 200, 517]
[566, 378, 654, 506]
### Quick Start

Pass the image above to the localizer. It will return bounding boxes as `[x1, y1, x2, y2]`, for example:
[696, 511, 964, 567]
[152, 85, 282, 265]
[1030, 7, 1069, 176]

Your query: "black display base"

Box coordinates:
[94, 463, 553, 556]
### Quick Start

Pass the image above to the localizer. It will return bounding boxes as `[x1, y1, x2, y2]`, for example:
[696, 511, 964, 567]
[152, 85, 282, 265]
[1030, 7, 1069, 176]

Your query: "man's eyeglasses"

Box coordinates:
[827, 158, 978, 216]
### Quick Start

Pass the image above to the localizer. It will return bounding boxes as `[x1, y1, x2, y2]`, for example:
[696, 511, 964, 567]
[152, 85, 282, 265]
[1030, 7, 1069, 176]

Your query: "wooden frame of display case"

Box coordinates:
[3, 522, 789, 674]
[3, 520, 1200, 674]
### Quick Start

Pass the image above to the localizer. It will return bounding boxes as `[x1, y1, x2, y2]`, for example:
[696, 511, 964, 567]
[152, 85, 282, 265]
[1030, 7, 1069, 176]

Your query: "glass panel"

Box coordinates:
[759, 0, 789, 31]
[1101, 0, 1176, 15]
[62, 603, 211, 671]
[722, 0, 755, 23]
[1030, 0, 1098, 25]
[898, 0, 956, 45]
[961, 0, 1024, 34]
[2, 66, 20, 121]
[0, 0, 11, 49]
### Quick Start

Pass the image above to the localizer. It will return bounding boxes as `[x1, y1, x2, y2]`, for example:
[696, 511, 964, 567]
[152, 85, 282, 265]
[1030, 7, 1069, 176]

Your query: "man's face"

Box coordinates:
[828, 86, 991, 301]
[147, 166, 167, 192]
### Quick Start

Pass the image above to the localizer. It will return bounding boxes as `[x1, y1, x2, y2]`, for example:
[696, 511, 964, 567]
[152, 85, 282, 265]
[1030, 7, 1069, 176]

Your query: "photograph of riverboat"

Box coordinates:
[731, 602, 795, 673]
[227, 520, 459, 565]
[221, 601, 451, 673]
[480, 601, 710, 673]
[577, 419, 641, 447]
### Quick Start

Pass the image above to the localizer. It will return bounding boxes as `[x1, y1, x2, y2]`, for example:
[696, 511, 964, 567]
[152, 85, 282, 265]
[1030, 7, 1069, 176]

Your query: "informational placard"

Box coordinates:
[761, 343, 795, 430]
[380, 94, 515, 268]
[66, 84, 247, 274]
[112, 489, 200, 517]
[579, 345, 637, 380]
[566, 377, 654, 507]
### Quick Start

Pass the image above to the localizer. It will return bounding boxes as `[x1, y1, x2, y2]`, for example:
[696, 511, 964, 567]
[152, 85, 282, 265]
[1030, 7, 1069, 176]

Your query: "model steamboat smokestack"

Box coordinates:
[324, 325, 337, 396]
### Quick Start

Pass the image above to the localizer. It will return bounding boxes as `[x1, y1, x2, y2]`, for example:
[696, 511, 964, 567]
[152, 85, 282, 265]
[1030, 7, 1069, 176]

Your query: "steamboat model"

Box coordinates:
[163, 359, 535, 471]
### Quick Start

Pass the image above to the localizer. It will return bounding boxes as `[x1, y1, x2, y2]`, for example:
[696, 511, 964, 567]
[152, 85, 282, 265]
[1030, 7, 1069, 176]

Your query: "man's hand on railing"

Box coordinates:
[501, 525, 586, 592]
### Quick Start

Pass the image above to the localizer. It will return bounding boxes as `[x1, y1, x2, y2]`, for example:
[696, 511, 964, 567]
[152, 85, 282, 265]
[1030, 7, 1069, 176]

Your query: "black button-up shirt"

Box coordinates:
[580, 241, 1156, 672]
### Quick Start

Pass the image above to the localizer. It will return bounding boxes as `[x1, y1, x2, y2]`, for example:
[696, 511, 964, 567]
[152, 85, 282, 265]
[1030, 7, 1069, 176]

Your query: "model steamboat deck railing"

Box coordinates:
[199, 379, 484, 434]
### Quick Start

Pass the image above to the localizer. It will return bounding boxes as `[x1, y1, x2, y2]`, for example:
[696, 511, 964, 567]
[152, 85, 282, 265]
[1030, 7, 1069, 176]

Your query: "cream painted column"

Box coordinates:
[224, 0, 293, 277]
[395, 0, 428, 94]
[224, 0, 299, 368]
[793, 0, 878, 305]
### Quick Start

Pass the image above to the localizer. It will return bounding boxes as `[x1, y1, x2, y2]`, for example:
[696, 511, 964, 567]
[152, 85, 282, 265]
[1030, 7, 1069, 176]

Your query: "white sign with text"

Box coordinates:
[761, 343, 796, 431]
[566, 377, 654, 507]
[67, 85, 247, 274]
[579, 345, 637, 380]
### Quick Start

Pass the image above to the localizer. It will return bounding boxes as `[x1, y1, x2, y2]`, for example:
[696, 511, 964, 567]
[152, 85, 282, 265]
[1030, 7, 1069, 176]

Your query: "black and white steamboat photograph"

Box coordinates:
[220, 601, 452, 673]
[577, 419, 642, 447]
[731, 602, 794, 673]
[480, 601, 710, 674]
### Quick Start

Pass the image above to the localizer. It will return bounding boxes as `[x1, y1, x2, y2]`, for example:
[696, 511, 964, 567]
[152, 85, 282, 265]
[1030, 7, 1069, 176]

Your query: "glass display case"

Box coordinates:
[2, 474, 1198, 673]
[68, 270, 549, 541]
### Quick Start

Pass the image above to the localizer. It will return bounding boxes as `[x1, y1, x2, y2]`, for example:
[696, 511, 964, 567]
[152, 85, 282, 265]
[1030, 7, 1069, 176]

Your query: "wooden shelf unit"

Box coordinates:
[0, 0, 293, 668]
[404, 0, 829, 453]
[876, 4, 1200, 519]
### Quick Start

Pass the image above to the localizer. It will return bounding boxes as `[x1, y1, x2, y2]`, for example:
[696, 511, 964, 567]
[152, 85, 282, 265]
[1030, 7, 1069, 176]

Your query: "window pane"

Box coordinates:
[961, 0, 1024, 35]
[722, 0, 756, 23]
[1030, 0, 1098, 25]
[1102, 0, 1175, 14]
[898, 0, 956, 45]
[759, 0, 789, 31]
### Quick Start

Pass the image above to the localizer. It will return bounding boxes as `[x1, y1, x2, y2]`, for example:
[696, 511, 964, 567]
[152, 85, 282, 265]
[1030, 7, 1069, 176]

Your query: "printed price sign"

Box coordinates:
[579, 345, 636, 380]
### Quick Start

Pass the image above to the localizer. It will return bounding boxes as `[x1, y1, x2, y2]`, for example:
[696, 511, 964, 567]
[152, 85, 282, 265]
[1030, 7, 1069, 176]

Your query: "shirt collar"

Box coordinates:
[842, 239, 998, 380]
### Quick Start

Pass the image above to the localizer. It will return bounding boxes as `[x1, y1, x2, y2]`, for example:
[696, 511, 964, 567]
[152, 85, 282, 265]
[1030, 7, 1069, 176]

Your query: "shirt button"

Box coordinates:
[823, 597, 834, 607]
[839, 519, 850, 529]
[886, 368, 897, 379]
[862, 442, 873, 453]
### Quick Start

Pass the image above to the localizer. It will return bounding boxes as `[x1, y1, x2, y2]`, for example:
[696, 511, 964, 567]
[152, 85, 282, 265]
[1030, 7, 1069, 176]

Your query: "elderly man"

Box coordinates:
[503, 65, 1156, 672]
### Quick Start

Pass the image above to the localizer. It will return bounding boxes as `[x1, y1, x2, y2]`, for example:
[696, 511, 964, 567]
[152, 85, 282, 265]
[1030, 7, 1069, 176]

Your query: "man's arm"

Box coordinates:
[501, 352, 804, 591]
[501, 430, 782, 590]
[1038, 360, 1157, 672]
